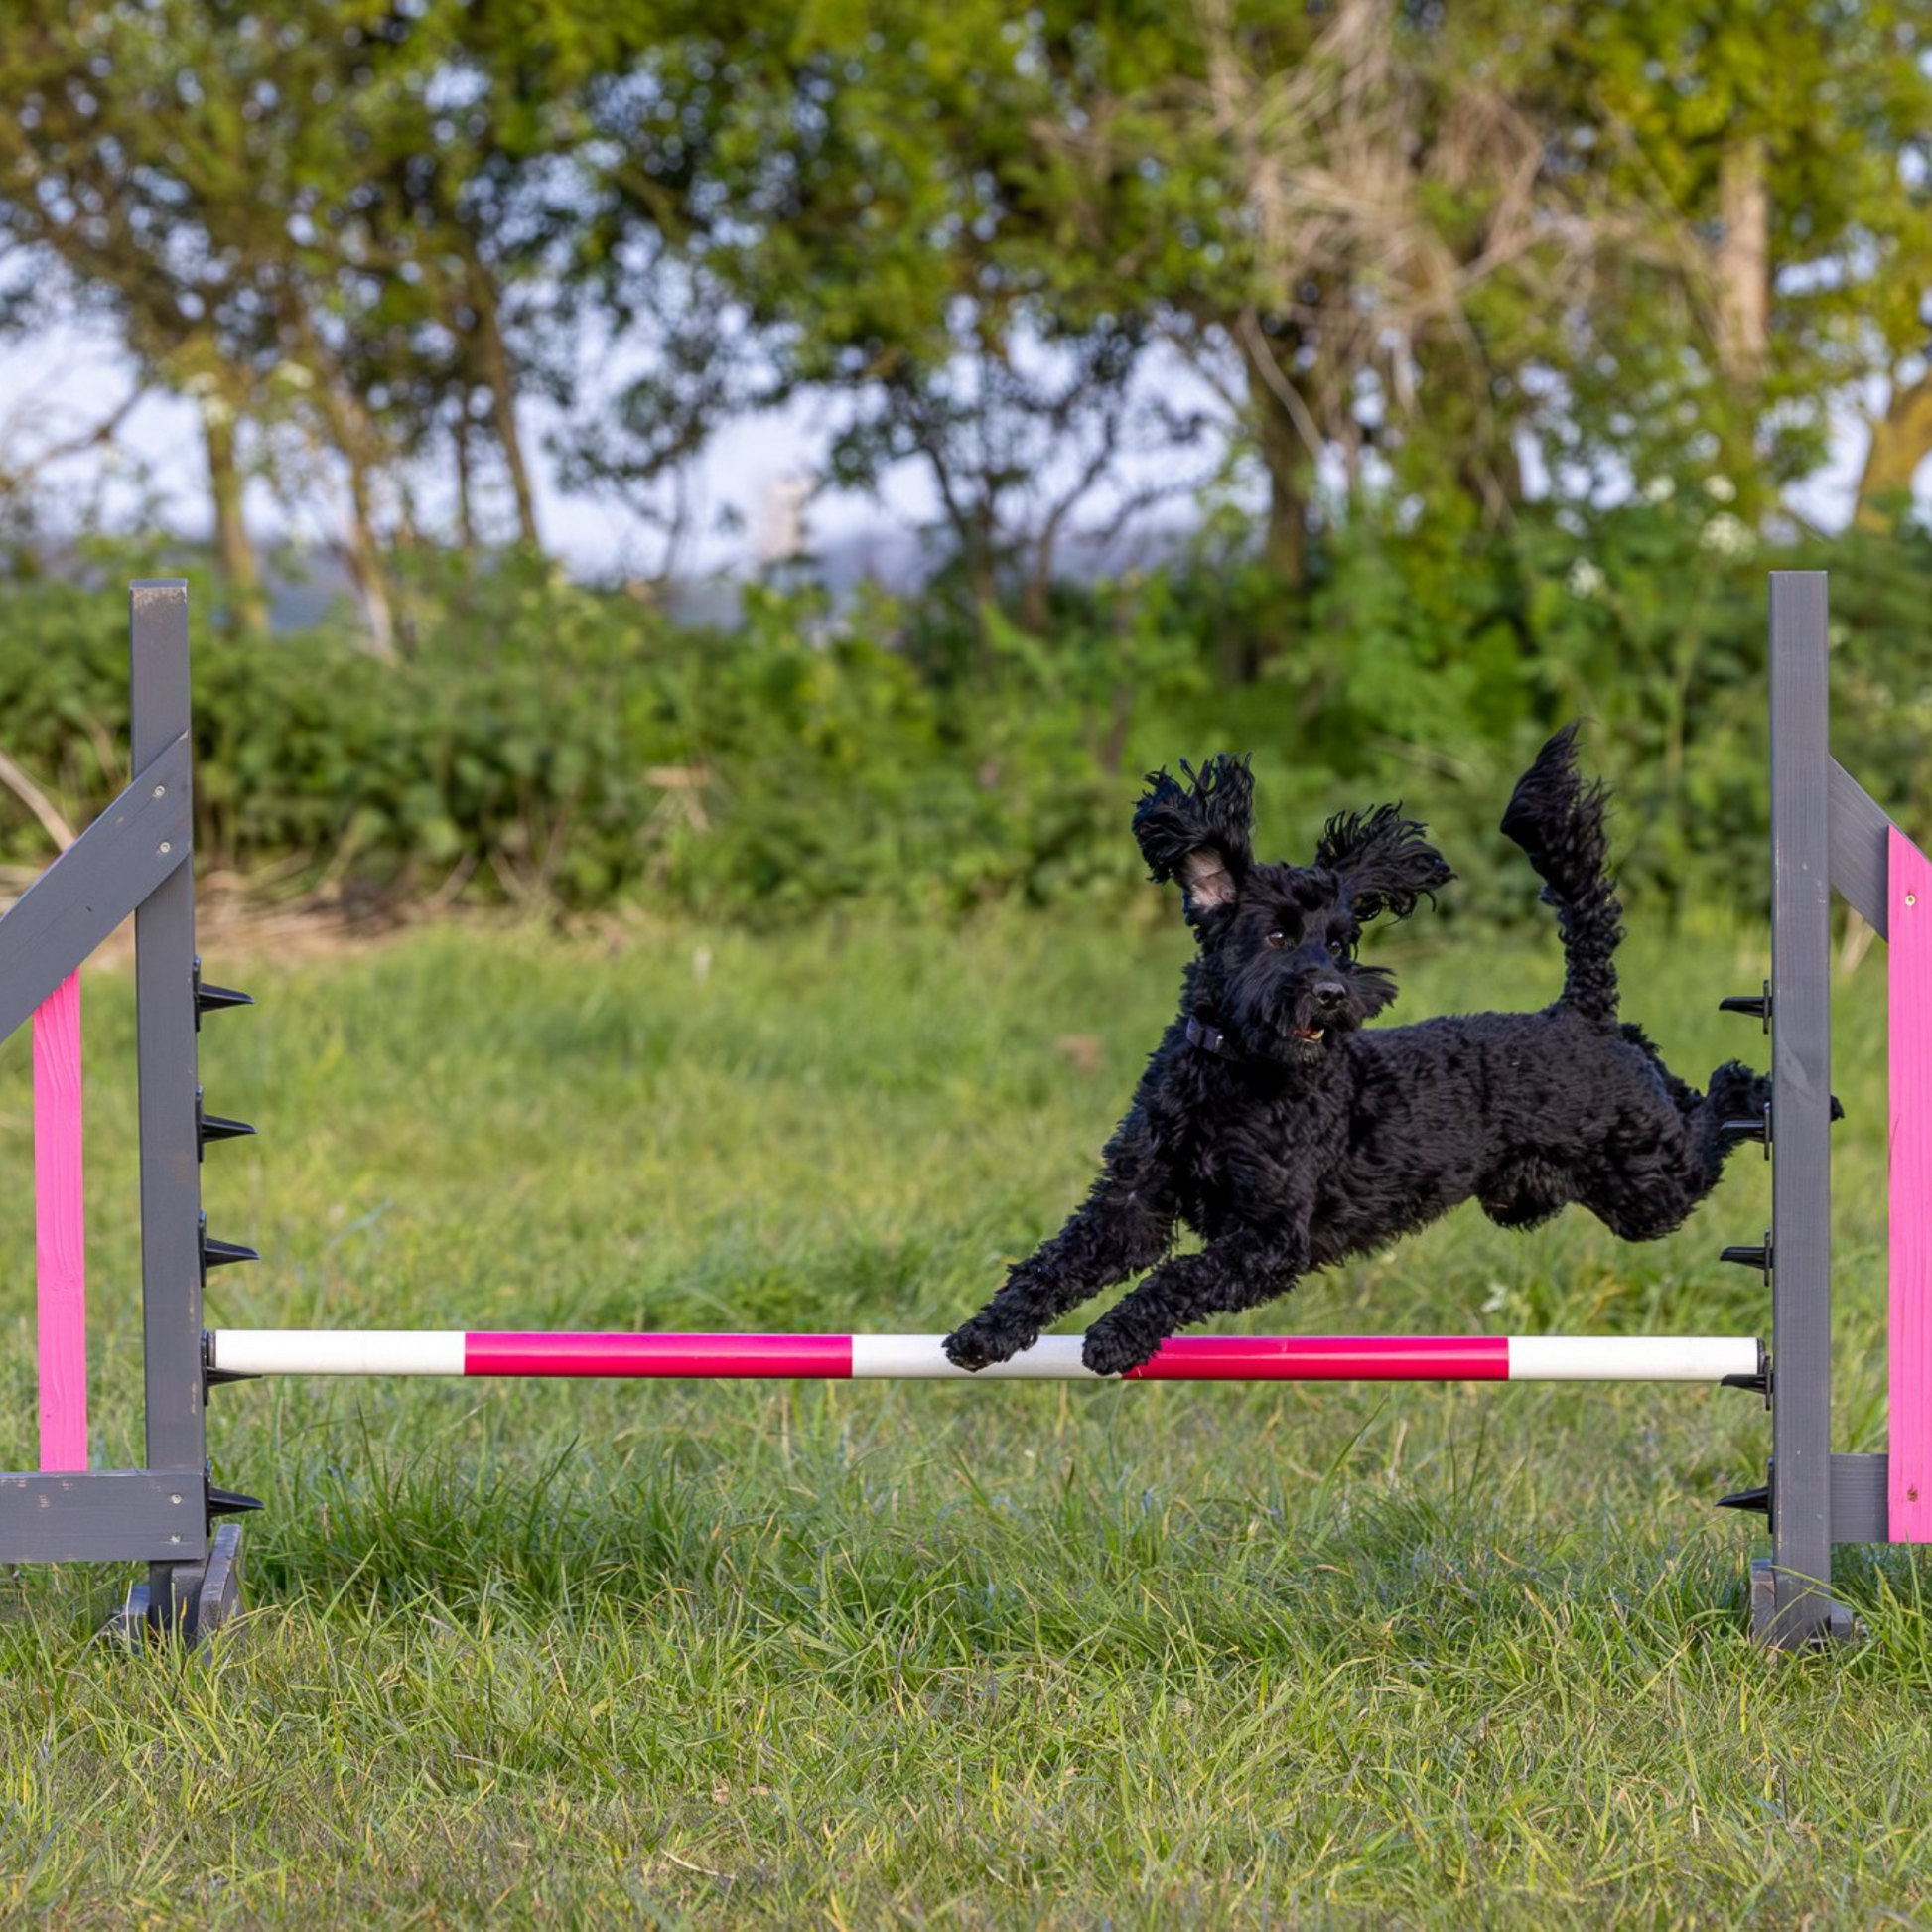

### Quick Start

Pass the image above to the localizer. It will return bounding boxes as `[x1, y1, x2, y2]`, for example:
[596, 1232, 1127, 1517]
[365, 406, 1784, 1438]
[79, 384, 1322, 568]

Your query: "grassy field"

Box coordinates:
[2, 906, 1928, 1925]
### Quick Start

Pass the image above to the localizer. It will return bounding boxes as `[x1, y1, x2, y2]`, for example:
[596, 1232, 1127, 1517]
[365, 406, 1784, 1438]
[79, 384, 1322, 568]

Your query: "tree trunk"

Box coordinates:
[283, 298, 400, 657]
[453, 406, 479, 553]
[1458, 441, 1523, 528]
[1258, 423, 1308, 590]
[1019, 546, 1053, 636]
[1857, 371, 1932, 527]
[965, 517, 1002, 671]
[1714, 136, 1770, 381]
[204, 406, 267, 638]
[462, 239, 541, 551]
[1242, 334, 1313, 592]
[341, 448, 397, 663]
[1244, 350, 1312, 681]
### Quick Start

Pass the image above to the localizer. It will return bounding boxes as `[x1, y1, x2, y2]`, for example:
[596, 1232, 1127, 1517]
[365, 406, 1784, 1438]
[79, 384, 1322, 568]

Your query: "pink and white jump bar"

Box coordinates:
[206, 1329, 1762, 1383]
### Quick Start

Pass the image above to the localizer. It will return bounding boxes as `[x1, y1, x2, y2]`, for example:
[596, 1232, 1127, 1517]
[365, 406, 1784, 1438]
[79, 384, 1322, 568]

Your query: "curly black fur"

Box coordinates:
[1314, 803, 1454, 922]
[944, 728, 1771, 1377]
[1497, 722, 1622, 1028]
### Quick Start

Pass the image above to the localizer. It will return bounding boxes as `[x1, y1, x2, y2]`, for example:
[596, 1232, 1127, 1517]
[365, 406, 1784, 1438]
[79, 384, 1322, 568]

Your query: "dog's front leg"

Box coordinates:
[943, 1172, 1176, 1371]
[1080, 1222, 1310, 1377]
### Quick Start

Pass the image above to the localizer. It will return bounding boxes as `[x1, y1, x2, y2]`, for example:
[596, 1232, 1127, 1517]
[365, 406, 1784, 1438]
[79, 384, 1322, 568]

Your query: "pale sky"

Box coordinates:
[0, 322, 901, 581]
[0, 321, 1914, 590]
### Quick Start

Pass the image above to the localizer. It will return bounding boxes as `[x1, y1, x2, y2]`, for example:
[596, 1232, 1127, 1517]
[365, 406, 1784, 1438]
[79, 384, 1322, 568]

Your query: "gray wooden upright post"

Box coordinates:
[1766, 571, 1837, 1644]
[129, 581, 208, 1629]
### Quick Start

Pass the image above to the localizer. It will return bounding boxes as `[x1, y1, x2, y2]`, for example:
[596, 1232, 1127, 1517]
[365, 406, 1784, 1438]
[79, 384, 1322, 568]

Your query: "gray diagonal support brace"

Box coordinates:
[1829, 758, 1893, 939]
[0, 1471, 208, 1562]
[0, 735, 192, 1044]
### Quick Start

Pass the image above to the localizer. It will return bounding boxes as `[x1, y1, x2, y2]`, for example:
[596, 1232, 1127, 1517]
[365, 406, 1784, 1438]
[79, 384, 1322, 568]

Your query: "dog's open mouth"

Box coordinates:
[1290, 1026, 1325, 1042]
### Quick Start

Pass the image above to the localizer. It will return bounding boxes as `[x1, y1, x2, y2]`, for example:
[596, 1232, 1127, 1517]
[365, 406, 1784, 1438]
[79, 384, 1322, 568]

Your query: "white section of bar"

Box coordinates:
[850, 1334, 1100, 1378]
[210, 1329, 467, 1376]
[1505, 1335, 1758, 1381]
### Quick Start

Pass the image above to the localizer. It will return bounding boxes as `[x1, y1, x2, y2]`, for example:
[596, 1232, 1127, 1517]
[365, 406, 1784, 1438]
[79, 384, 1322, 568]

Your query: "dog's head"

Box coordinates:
[1134, 756, 1453, 1064]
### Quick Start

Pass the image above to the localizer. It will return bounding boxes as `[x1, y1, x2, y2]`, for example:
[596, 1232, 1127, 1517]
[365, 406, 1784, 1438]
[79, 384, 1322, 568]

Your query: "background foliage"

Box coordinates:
[0, 2, 1928, 926]
[5, 505, 1932, 928]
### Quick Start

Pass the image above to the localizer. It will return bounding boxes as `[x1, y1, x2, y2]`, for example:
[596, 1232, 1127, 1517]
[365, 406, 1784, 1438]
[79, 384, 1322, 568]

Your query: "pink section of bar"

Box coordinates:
[34, 971, 88, 1472]
[1125, 1334, 1510, 1380]
[464, 1331, 858, 1378]
[1890, 828, 1932, 1541]
[456, 1331, 1510, 1381]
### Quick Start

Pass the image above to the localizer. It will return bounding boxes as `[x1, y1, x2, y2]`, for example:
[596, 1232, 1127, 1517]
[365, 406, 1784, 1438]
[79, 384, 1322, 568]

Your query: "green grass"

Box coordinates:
[2, 907, 1928, 1925]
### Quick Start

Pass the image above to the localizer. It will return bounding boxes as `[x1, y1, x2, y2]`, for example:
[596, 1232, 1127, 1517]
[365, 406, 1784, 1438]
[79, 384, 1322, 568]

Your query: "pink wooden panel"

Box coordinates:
[1890, 827, 1932, 1540]
[33, 970, 88, 1472]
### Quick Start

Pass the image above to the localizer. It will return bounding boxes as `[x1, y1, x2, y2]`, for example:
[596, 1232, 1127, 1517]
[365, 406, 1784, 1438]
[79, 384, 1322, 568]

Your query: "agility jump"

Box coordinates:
[2, 576, 1926, 1649]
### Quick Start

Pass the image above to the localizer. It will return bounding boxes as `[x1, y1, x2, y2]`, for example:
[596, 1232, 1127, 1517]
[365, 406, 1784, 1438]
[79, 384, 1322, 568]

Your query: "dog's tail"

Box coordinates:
[1499, 723, 1622, 1029]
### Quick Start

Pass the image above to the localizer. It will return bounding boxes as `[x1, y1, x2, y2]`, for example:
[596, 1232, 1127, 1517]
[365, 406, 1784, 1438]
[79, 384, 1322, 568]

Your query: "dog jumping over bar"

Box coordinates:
[943, 726, 1772, 1377]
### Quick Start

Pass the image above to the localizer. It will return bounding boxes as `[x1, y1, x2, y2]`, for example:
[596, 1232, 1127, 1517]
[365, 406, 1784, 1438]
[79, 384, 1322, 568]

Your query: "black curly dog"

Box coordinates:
[943, 726, 1772, 1377]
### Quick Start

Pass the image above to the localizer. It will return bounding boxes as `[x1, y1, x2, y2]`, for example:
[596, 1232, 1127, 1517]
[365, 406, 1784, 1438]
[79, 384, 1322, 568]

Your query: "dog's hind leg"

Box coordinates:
[1578, 1061, 1772, 1241]
[943, 1173, 1178, 1370]
[1079, 1225, 1309, 1377]
[1477, 1158, 1571, 1230]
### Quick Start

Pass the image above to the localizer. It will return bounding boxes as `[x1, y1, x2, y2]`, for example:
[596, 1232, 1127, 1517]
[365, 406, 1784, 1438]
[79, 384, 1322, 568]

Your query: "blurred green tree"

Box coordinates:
[1537, 0, 1932, 522]
[0, 0, 600, 642]
[0, 0, 1925, 663]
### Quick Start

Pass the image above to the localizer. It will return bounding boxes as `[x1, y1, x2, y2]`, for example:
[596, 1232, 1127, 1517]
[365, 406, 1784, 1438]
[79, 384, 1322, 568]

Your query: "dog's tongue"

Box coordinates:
[1292, 1026, 1325, 1042]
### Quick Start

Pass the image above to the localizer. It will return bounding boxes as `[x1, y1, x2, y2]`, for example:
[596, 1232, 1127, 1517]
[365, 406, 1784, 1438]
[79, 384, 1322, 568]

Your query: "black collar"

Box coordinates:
[1186, 1013, 1328, 1072]
[1185, 1015, 1250, 1062]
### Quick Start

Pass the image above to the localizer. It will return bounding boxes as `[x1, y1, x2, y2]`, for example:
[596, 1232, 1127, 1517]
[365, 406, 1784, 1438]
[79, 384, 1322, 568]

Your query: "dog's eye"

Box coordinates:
[1265, 930, 1286, 949]
[1327, 939, 1348, 959]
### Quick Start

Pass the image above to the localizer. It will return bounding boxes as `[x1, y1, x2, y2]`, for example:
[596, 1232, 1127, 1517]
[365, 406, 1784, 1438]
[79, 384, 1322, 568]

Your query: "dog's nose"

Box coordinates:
[1313, 979, 1347, 1010]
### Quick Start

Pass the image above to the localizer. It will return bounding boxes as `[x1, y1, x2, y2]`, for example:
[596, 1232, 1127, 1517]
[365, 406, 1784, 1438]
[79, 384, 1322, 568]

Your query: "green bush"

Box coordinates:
[1, 514, 1927, 927]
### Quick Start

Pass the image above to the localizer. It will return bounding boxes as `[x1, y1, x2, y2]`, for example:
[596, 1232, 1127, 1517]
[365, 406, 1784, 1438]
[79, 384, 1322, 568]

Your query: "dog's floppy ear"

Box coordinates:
[1134, 755, 1255, 923]
[1316, 804, 1454, 921]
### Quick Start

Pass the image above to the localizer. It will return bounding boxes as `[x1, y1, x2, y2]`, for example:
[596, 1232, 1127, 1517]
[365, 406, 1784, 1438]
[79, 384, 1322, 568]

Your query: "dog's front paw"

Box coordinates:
[1081, 1312, 1164, 1378]
[943, 1313, 1035, 1372]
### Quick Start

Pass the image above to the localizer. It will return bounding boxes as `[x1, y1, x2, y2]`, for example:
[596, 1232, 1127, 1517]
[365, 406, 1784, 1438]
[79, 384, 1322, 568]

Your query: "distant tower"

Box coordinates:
[757, 474, 812, 567]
